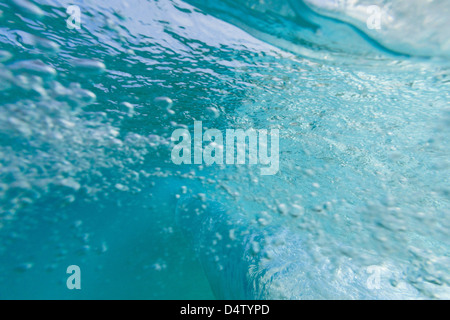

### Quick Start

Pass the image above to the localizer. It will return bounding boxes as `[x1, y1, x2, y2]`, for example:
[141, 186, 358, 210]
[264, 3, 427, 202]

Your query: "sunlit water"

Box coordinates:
[0, 0, 449, 299]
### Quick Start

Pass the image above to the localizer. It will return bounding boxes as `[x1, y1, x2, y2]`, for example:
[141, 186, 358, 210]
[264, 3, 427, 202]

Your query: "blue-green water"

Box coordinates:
[0, 0, 449, 299]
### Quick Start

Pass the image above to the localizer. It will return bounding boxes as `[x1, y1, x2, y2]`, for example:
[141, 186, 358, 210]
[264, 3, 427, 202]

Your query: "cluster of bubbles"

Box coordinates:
[0, 0, 448, 299]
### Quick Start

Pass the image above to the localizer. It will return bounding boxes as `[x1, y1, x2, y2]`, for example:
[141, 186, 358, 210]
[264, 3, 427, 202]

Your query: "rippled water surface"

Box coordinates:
[0, 0, 449, 299]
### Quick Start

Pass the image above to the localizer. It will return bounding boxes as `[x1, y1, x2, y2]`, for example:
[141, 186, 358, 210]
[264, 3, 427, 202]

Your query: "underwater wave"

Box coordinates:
[187, 0, 450, 60]
[0, 0, 449, 299]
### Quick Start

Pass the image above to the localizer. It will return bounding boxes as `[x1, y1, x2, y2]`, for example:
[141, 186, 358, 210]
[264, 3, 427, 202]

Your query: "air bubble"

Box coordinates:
[290, 204, 304, 217]
[15, 262, 33, 272]
[154, 97, 174, 114]
[0, 50, 12, 62]
[71, 59, 106, 74]
[119, 102, 134, 116]
[251, 241, 260, 255]
[115, 183, 129, 191]
[277, 203, 288, 215]
[205, 106, 220, 119]
[9, 60, 57, 77]
[12, 0, 44, 18]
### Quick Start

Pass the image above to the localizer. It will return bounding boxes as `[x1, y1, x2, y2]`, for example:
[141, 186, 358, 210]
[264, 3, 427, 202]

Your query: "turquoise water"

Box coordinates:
[0, 0, 449, 299]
